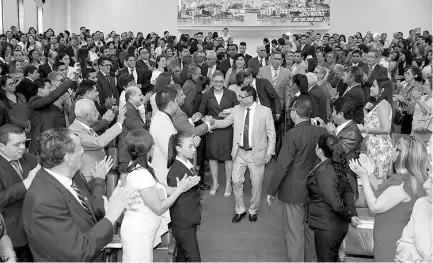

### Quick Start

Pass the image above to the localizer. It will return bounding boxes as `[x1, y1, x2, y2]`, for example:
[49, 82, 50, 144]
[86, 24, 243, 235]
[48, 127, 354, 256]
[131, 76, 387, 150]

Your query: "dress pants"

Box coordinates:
[313, 224, 349, 262]
[196, 135, 207, 183]
[15, 244, 34, 262]
[281, 202, 317, 262]
[172, 226, 201, 262]
[231, 148, 265, 215]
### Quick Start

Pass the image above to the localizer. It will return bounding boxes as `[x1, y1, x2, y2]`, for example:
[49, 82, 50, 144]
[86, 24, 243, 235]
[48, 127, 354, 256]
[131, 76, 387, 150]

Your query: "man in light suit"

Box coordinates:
[150, 86, 179, 184]
[212, 86, 275, 223]
[22, 128, 128, 262]
[69, 99, 125, 181]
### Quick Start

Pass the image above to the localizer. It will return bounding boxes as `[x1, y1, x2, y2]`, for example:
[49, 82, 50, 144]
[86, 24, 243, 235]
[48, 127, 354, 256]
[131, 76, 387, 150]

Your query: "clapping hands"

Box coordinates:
[176, 174, 201, 192]
[90, 156, 114, 179]
[348, 154, 375, 180]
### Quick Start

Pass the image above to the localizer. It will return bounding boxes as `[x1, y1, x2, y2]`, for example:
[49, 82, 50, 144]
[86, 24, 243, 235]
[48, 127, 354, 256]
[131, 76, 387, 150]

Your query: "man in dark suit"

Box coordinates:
[341, 66, 366, 124]
[239, 42, 252, 65]
[319, 35, 333, 53]
[22, 128, 128, 262]
[37, 51, 57, 78]
[96, 56, 119, 115]
[322, 97, 362, 199]
[182, 66, 202, 118]
[200, 50, 217, 79]
[117, 54, 152, 94]
[247, 45, 268, 75]
[363, 50, 389, 103]
[347, 50, 369, 75]
[217, 44, 238, 76]
[306, 73, 328, 122]
[136, 47, 156, 73]
[28, 78, 73, 154]
[0, 124, 38, 262]
[298, 35, 316, 61]
[179, 55, 193, 85]
[16, 65, 39, 101]
[267, 97, 325, 262]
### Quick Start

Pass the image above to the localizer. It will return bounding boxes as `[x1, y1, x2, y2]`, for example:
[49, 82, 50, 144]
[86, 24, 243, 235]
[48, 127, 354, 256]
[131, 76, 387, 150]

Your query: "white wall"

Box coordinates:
[330, 0, 432, 38]
[41, 0, 67, 34]
[3, 0, 18, 31]
[68, 0, 178, 35]
[23, 0, 38, 32]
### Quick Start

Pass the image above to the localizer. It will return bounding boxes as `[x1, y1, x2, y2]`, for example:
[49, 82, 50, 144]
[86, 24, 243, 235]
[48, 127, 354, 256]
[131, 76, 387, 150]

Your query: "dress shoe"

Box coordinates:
[249, 214, 257, 222]
[199, 182, 210, 190]
[232, 212, 246, 223]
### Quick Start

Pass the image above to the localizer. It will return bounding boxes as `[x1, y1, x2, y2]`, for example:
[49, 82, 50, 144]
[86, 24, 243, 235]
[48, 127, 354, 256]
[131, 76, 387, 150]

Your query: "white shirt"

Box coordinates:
[336, 120, 352, 136]
[258, 57, 266, 67]
[240, 102, 257, 148]
[127, 67, 138, 83]
[207, 64, 216, 78]
[44, 168, 83, 206]
[175, 156, 194, 171]
[250, 79, 260, 105]
[214, 91, 223, 105]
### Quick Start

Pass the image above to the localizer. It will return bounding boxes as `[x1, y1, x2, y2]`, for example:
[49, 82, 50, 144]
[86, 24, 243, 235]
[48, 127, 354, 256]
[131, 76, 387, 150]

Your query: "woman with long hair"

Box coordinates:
[349, 136, 429, 262]
[120, 129, 199, 262]
[307, 134, 358, 262]
[150, 55, 168, 86]
[0, 76, 29, 131]
[166, 132, 202, 262]
[224, 53, 246, 88]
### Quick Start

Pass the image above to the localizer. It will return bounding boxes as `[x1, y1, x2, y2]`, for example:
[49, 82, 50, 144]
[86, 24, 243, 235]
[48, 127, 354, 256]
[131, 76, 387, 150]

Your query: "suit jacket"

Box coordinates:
[255, 78, 282, 116]
[182, 79, 199, 118]
[307, 159, 357, 230]
[247, 56, 267, 75]
[213, 103, 276, 166]
[167, 159, 201, 228]
[257, 65, 291, 110]
[309, 85, 328, 121]
[69, 96, 109, 134]
[28, 79, 73, 154]
[96, 71, 119, 114]
[172, 107, 208, 137]
[179, 66, 189, 85]
[342, 84, 366, 124]
[216, 58, 232, 76]
[243, 53, 252, 65]
[149, 111, 177, 184]
[15, 78, 37, 101]
[117, 67, 152, 94]
[37, 63, 52, 78]
[22, 169, 113, 262]
[336, 120, 362, 162]
[69, 119, 122, 180]
[347, 61, 369, 75]
[0, 153, 37, 247]
[267, 121, 327, 204]
[119, 102, 146, 164]
[298, 44, 317, 60]
[364, 64, 388, 102]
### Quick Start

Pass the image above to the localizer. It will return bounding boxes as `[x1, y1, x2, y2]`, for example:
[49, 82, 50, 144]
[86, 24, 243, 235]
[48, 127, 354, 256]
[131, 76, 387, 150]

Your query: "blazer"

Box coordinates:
[257, 65, 291, 110]
[96, 71, 119, 114]
[69, 96, 109, 134]
[342, 84, 366, 124]
[37, 63, 52, 78]
[22, 169, 113, 262]
[136, 59, 156, 72]
[149, 111, 177, 184]
[247, 56, 267, 75]
[0, 153, 37, 247]
[307, 159, 357, 230]
[254, 78, 282, 117]
[69, 119, 122, 180]
[119, 102, 146, 164]
[267, 121, 327, 204]
[298, 44, 317, 60]
[243, 53, 252, 65]
[336, 120, 362, 162]
[117, 67, 151, 94]
[308, 85, 328, 121]
[216, 58, 232, 76]
[172, 107, 208, 137]
[213, 103, 276, 166]
[28, 79, 73, 154]
[167, 159, 201, 229]
[15, 78, 37, 101]
[182, 79, 199, 118]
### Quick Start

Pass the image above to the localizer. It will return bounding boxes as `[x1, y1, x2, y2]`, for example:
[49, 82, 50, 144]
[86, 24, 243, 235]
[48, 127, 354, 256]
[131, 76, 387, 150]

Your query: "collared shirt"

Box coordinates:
[207, 64, 216, 78]
[229, 58, 234, 67]
[0, 152, 23, 176]
[128, 67, 138, 83]
[161, 110, 174, 123]
[250, 79, 260, 105]
[342, 84, 358, 97]
[336, 120, 351, 136]
[240, 102, 257, 148]
[175, 156, 194, 171]
[44, 168, 82, 205]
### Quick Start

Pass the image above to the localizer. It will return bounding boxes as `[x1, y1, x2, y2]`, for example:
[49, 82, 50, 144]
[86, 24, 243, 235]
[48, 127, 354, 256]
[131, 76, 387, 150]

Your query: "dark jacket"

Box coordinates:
[307, 159, 357, 230]
[255, 78, 282, 117]
[167, 159, 201, 229]
[342, 84, 366, 124]
[308, 85, 328, 121]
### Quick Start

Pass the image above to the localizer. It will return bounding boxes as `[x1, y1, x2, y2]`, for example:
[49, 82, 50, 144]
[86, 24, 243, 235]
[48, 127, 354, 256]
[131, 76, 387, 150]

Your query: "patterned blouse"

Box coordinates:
[397, 81, 423, 114]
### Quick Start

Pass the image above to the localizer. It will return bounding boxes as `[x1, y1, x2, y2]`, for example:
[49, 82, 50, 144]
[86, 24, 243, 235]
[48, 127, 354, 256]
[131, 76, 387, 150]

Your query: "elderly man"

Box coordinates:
[182, 66, 202, 117]
[247, 45, 268, 74]
[201, 50, 217, 79]
[22, 128, 128, 262]
[69, 99, 126, 181]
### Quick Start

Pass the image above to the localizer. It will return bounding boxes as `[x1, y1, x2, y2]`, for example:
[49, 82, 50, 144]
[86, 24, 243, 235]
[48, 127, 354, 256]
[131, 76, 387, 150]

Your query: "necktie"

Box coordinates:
[71, 182, 93, 219]
[130, 68, 134, 75]
[272, 69, 279, 86]
[243, 108, 251, 149]
[105, 74, 110, 83]
[259, 58, 263, 66]
[10, 160, 23, 180]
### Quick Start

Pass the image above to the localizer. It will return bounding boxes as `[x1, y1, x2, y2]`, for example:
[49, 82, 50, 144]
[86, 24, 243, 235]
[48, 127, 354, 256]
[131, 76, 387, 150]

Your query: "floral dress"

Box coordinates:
[365, 100, 393, 179]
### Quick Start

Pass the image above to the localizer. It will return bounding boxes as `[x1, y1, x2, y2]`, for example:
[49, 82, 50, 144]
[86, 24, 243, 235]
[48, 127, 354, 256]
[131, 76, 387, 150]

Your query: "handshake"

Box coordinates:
[191, 112, 215, 126]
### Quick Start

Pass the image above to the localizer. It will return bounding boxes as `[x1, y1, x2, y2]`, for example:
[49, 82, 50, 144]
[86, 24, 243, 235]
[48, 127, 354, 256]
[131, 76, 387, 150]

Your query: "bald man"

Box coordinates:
[69, 99, 126, 181]
[200, 50, 217, 79]
[247, 45, 268, 74]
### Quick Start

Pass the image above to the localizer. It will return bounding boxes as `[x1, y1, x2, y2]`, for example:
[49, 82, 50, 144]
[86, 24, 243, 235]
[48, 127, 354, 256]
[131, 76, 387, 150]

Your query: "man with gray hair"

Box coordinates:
[182, 66, 202, 117]
[201, 50, 217, 79]
[247, 45, 268, 74]
[69, 99, 126, 181]
[306, 72, 327, 121]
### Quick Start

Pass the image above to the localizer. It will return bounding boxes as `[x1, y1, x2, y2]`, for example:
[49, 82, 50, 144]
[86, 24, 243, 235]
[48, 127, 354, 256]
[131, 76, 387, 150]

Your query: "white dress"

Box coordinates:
[120, 166, 170, 262]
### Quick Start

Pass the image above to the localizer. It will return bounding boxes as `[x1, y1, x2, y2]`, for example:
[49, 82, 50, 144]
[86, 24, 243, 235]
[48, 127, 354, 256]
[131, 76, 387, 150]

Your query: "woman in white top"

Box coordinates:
[87, 43, 99, 63]
[121, 129, 200, 262]
[150, 55, 168, 86]
[56, 53, 78, 79]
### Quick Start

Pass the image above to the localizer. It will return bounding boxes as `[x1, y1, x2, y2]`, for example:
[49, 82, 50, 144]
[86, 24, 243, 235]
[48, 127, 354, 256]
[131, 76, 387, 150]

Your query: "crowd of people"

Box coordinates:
[0, 23, 430, 262]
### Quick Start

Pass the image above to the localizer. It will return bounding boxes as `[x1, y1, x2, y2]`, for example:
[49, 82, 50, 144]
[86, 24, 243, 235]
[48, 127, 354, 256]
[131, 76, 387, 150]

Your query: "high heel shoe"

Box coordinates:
[209, 184, 219, 195]
[224, 186, 232, 197]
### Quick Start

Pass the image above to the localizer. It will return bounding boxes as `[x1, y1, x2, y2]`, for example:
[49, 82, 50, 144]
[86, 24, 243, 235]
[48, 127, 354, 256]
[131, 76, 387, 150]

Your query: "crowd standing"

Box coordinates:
[0, 24, 430, 262]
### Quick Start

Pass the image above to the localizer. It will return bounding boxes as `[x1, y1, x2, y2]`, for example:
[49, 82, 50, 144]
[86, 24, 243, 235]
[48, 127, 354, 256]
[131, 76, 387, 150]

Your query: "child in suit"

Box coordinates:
[166, 132, 202, 262]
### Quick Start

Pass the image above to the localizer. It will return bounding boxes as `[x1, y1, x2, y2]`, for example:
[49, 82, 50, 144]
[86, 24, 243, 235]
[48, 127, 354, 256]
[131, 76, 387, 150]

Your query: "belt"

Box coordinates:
[239, 146, 252, 151]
